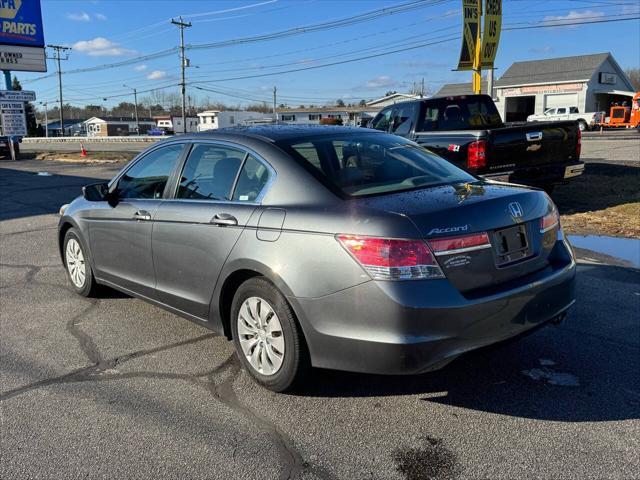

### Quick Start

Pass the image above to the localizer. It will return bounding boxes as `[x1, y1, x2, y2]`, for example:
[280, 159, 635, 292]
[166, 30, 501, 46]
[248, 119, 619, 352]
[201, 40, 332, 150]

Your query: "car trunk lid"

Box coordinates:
[355, 183, 557, 294]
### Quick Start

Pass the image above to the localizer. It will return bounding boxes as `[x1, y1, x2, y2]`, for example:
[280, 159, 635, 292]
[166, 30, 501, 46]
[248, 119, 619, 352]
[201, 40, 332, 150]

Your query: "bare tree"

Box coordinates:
[625, 67, 640, 90]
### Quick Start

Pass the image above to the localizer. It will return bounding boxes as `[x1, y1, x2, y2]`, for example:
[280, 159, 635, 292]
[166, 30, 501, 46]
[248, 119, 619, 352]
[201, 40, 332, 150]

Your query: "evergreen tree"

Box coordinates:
[11, 76, 38, 136]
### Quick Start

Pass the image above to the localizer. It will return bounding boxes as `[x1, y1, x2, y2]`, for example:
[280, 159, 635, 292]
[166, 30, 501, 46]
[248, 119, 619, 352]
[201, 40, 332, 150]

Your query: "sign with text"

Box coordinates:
[1, 100, 26, 136]
[0, 1, 46, 72]
[481, 0, 502, 67]
[0, 0, 45, 47]
[0, 43, 45, 71]
[457, 0, 479, 71]
[0, 88, 35, 101]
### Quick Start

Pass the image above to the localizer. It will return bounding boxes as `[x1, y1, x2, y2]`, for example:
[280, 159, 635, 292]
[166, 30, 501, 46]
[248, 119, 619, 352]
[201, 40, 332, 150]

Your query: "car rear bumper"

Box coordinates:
[502, 160, 585, 186]
[290, 240, 576, 375]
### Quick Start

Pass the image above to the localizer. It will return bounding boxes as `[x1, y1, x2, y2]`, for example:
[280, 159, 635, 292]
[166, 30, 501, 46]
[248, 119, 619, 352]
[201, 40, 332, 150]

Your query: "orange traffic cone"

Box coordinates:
[80, 142, 88, 157]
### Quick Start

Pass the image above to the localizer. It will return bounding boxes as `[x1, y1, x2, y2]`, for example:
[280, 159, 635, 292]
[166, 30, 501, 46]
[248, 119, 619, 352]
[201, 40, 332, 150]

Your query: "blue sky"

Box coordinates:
[17, 0, 640, 109]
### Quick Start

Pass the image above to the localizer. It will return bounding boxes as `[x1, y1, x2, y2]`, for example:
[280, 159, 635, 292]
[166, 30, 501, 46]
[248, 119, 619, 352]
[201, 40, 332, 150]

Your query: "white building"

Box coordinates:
[84, 117, 156, 137]
[154, 115, 199, 134]
[277, 108, 352, 125]
[436, 53, 636, 122]
[197, 111, 270, 131]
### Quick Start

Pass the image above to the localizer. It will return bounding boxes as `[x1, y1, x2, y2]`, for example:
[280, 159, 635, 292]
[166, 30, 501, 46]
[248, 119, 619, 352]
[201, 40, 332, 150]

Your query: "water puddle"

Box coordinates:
[522, 359, 580, 387]
[568, 235, 640, 268]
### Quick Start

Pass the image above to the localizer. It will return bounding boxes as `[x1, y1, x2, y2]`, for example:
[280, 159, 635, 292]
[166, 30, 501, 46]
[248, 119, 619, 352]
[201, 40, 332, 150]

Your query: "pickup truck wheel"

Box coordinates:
[577, 120, 588, 132]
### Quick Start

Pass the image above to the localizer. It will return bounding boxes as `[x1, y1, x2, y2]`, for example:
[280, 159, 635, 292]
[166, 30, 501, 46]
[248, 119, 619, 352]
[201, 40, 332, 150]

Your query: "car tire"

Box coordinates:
[63, 228, 98, 297]
[231, 277, 309, 392]
[577, 120, 588, 132]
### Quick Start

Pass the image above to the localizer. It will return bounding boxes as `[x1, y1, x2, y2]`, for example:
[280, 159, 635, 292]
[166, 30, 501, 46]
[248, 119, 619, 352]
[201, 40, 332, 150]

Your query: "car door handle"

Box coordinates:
[133, 210, 152, 221]
[211, 213, 238, 226]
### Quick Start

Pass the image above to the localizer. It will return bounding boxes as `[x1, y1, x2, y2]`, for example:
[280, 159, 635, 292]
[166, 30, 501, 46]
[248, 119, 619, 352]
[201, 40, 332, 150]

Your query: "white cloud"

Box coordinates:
[134, 64, 148, 72]
[146, 70, 167, 80]
[543, 10, 605, 28]
[94, 13, 108, 21]
[67, 12, 91, 22]
[72, 37, 135, 57]
[362, 75, 398, 90]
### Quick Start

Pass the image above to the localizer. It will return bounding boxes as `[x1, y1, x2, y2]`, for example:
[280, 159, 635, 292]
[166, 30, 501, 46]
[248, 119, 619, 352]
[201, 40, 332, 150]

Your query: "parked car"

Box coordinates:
[527, 106, 599, 131]
[370, 95, 584, 193]
[0, 137, 20, 159]
[58, 126, 577, 392]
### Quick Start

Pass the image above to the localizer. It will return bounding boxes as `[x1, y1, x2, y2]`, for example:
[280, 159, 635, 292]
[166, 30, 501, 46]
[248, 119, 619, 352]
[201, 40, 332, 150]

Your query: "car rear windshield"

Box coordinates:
[277, 134, 476, 197]
[419, 96, 503, 131]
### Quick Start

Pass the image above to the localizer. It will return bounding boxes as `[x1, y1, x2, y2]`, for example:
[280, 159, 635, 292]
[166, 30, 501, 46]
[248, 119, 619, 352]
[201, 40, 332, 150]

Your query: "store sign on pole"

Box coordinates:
[457, 0, 479, 71]
[1, 101, 27, 136]
[481, 0, 502, 67]
[0, 0, 46, 72]
[0, 89, 36, 102]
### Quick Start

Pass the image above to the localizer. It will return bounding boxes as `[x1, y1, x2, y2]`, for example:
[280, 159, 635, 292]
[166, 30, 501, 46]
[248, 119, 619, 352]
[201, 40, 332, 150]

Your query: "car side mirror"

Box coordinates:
[82, 182, 110, 202]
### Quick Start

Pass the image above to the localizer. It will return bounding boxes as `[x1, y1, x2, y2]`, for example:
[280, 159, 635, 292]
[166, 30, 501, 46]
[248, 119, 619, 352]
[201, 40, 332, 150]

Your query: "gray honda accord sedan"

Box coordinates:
[58, 126, 576, 392]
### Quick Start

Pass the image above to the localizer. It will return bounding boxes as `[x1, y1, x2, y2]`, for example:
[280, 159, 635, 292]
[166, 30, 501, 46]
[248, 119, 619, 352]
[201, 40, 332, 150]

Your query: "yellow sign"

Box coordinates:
[0, 0, 22, 20]
[457, 0, 479, 71]
[481, 0, 502, 67]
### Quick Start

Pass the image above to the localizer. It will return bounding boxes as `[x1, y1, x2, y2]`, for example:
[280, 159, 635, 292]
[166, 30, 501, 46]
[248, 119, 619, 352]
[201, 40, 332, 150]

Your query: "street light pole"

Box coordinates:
[40, 101, 48, 137]
[124, 84, 140, 134]
[171, 17, 192, 134]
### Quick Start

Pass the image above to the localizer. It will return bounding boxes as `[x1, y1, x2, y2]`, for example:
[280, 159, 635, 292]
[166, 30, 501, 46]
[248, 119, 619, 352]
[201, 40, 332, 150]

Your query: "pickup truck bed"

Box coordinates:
[370, 94, 584, 191]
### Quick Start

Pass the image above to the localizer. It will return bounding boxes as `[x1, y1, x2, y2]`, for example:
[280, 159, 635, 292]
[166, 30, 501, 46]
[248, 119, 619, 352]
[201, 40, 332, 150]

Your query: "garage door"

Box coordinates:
[544, 93, 578, 110]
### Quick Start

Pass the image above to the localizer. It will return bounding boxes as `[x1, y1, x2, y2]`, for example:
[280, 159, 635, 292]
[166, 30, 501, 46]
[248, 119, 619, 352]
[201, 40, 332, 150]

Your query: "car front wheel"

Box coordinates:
[231, 277, 309, 392]
[63, 228, 97, 297]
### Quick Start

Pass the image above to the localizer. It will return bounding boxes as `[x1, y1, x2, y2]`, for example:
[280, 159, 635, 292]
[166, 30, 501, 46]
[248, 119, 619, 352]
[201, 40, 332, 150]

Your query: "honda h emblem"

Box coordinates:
[508, 202, 524, 218]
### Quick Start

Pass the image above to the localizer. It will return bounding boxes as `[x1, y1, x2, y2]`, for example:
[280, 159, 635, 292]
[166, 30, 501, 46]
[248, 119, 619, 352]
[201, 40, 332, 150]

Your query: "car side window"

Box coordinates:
[556, 108, 566, 114]
[177, 144, 245, 200]
[391, 103, 418, 135]
[232, 155, 271, 202]
[420, 104, 440, 131]
[570, 107, 579, 114]
[545, 108, 555, 115]
[117, 144, 184, 199]
[371, 108, 392, 131]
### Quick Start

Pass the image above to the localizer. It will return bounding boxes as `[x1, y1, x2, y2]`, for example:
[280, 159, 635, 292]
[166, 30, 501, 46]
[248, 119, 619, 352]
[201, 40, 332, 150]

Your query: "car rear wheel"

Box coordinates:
[231, 277, 308, 392]
[63, 229, 97, 297]
[577, 120, 588, 132]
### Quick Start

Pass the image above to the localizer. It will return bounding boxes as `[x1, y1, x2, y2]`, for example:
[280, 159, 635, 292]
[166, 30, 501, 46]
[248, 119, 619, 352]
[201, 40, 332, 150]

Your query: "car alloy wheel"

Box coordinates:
[65, 238, 86, 288]
[237, 296, 285, 376]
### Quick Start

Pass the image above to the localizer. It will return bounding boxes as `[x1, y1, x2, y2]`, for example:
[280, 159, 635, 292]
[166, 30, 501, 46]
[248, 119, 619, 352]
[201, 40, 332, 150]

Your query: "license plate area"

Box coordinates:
[493, 224, 531, 266]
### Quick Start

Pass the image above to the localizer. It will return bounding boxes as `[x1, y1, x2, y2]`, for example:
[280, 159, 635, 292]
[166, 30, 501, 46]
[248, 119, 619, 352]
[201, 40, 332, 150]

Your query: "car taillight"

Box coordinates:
[428, 232, 491, 256]
[467, 140, 487, 169]
[540, 209, 560, 233]
[337, 235, 444, 280]
[576, 128, 582, 158]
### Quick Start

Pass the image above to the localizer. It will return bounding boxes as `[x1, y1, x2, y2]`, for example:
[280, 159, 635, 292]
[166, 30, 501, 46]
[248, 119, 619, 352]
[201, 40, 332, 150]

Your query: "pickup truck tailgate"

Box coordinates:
[488, 121, 580, 172]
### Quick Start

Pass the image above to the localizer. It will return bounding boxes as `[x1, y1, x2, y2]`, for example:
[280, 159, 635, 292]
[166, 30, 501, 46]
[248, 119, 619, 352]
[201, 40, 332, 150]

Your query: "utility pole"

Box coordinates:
[123, 84, 140, 134]
[46, 45, 71, 136]
[487, 68, 494, 99]
[273, 86, 277, 122]
[420, 78, 425, 98]
[171, 17, 192, 134]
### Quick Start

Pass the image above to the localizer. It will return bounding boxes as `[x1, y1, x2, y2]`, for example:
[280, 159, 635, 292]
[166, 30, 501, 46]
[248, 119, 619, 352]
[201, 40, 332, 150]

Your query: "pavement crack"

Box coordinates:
[66, 300, 104, 366]
[201, 359, 305, 480]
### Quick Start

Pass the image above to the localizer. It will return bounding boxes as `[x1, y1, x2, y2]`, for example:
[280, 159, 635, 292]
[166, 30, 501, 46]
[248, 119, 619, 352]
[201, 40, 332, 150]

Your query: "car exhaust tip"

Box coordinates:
[551, 312, 567, 325]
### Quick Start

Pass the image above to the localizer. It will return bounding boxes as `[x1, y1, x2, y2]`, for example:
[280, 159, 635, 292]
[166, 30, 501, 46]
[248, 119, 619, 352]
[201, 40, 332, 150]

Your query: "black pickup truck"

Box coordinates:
[369, 94, 584, 192]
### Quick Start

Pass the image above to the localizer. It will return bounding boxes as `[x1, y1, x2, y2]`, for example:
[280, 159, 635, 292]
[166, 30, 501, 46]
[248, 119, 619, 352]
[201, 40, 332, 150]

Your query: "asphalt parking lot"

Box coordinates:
[1, 154, 638, 479]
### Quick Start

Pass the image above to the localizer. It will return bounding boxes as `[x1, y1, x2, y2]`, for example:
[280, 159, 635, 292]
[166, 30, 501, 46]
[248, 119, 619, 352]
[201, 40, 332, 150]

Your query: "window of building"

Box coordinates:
[308, 114, 322, 121]
[328, 114, 341, 119]
[281, 114, 296, 122]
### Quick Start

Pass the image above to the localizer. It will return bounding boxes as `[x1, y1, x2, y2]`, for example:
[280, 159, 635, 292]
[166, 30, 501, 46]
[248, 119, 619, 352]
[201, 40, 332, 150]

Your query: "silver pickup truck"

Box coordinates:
[527, 107, 599, 132]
